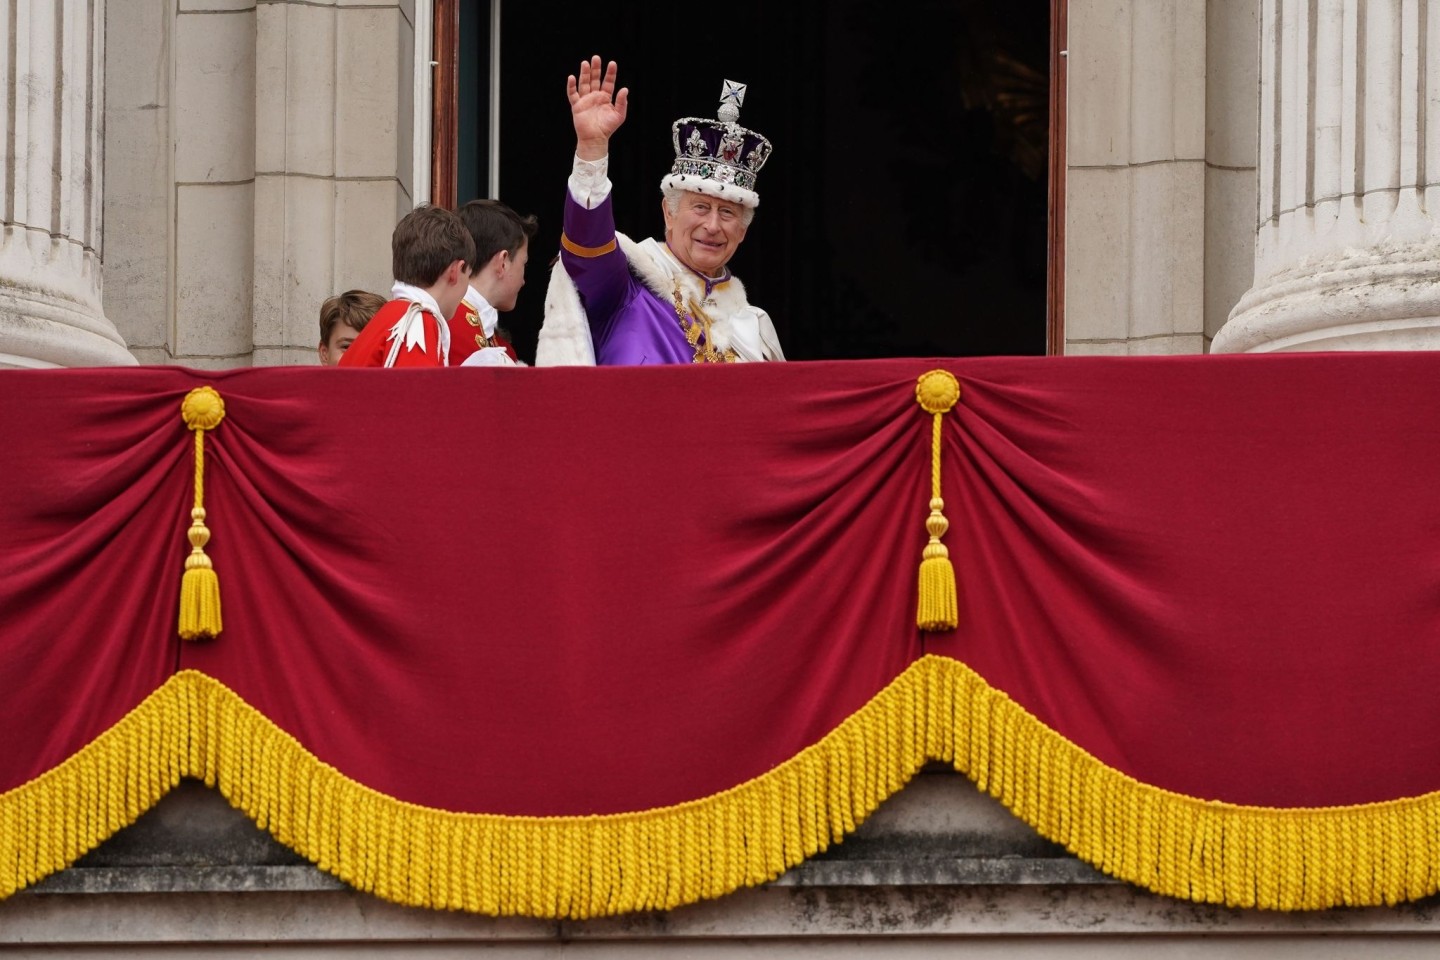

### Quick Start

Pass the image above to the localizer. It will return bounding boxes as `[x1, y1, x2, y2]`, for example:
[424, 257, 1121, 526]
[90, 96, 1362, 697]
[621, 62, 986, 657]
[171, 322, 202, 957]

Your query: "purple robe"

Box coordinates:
[561, 192, 733, 366]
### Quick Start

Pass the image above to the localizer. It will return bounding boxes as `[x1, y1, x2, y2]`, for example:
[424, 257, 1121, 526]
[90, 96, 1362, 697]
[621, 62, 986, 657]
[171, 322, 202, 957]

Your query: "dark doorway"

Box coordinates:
[449, 0, 1051, 363]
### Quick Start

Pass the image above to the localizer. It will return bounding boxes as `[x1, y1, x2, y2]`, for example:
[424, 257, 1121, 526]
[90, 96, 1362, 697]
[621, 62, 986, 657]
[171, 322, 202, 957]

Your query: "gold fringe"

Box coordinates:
[919, 656, 1440, 910]
[0, 670, 930, 915]
[4, 659, 1440, 914]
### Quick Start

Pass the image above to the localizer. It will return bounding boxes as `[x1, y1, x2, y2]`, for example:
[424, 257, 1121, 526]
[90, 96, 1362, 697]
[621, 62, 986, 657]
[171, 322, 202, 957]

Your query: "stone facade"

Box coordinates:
[7, 2, 1438, 365]
[1063, 0, 1260, 355]
[101, 0, 418, 368]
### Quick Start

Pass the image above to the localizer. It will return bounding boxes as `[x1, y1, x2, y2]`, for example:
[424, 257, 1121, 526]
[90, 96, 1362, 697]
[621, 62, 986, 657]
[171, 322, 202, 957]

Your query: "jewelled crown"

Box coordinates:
[662, 80, 773, 209]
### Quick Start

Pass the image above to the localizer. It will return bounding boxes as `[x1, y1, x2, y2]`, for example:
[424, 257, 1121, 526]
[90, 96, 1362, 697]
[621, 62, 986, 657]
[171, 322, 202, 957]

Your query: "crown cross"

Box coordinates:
[718, 81, 747, 123]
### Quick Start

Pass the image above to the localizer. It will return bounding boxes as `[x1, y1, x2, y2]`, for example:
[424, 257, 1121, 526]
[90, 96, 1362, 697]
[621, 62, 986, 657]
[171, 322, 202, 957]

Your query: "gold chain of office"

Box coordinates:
[672, 282, 737, 364]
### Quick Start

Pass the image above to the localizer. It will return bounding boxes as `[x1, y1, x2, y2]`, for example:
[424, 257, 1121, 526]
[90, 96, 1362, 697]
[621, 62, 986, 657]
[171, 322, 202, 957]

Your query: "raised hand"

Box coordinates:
[568, 56, 629, 160]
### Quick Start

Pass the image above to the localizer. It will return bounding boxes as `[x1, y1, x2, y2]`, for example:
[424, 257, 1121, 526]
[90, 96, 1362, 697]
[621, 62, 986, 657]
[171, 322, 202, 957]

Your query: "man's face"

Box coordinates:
[318, 320, 363, 365]
[493, 239, 530, 312]
[662, 192, 748, 277]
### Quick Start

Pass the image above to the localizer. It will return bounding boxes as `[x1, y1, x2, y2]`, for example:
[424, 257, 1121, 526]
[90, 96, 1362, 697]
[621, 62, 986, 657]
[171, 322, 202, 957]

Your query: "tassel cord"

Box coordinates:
[914, 370, 960, 631]
[192, 429, 206, 513]
[178, 387, 225, 640]
[930, 411, 943, 502]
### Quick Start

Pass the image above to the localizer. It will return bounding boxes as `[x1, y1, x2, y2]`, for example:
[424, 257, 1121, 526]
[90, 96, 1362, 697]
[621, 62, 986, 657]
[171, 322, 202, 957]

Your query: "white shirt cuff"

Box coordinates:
[568, 154, 613, 208]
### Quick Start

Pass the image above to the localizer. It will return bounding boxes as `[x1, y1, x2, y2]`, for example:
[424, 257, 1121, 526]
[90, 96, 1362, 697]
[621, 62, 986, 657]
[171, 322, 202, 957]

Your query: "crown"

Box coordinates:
[662, 80, 773, 209]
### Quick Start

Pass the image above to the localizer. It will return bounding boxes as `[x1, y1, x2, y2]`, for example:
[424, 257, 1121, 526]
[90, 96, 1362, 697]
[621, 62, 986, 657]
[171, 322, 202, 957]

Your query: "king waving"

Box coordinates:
[537, 57, 784, 367]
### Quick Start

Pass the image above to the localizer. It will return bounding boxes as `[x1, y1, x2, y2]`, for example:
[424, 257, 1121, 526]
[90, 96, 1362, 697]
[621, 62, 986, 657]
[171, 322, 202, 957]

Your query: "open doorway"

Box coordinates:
[435, 1, 1057, 363]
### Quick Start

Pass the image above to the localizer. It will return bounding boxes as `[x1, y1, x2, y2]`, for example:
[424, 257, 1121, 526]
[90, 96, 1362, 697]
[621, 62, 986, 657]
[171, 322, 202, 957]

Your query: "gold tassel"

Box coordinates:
[914, 370, 961, 631]
[178, 387, 226, 641]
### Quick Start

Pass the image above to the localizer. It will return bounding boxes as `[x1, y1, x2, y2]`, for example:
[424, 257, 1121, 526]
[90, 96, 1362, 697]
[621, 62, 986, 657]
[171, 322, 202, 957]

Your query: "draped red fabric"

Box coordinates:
[924, 354, 1440, 806]
[0, 373, 186, 787]
[2, 356, 1439, 815]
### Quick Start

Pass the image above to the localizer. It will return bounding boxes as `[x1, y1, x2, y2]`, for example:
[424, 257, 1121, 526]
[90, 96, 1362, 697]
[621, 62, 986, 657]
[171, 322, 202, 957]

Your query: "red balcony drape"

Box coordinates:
[3, 356, 1439, 914]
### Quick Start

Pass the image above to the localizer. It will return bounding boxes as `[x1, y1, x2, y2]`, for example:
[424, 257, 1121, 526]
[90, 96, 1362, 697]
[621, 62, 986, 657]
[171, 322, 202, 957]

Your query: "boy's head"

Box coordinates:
[318, 289, 386, 365]
[458, 200, 539, 312]
[392, 205, 475, 318]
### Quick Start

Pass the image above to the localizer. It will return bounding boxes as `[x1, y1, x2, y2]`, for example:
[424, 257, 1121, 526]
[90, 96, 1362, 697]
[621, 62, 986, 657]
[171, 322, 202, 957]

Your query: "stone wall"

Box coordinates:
[103, 0, 419, 367]
[1064, 0, 1259, 355]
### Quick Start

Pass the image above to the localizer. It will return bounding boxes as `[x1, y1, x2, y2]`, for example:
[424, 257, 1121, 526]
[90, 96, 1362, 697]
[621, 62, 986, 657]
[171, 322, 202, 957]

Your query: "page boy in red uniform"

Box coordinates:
[339, 205, 475, 368]
[448, 199, 538, 366]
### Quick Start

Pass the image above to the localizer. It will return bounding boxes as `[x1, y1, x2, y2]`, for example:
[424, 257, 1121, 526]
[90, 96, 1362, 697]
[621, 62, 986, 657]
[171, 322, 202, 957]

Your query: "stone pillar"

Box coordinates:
[1216, 0, 1440, 352]
[0, 0, 134, 368]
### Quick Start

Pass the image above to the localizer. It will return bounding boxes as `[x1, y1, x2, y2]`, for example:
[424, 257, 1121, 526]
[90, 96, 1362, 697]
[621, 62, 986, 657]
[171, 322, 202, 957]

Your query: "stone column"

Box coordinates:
[0, 0, 134, 368]
[1216, 0, 1440, 352]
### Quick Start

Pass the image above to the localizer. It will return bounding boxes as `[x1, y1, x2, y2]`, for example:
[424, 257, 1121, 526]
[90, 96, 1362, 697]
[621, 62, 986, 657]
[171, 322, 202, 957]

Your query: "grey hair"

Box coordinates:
[661, 186, 756, 227]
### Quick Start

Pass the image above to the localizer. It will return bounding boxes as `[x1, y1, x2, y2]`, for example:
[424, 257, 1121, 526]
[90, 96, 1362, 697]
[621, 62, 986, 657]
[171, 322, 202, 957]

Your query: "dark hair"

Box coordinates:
[457, 199, 538, 273]
[391, 205, 476, 287]
[319, 289, 386, 344]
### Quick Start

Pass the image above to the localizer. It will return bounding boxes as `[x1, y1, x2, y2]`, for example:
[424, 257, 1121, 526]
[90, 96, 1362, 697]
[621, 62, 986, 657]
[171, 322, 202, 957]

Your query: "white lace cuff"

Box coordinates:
[567, 154, 613, 208]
